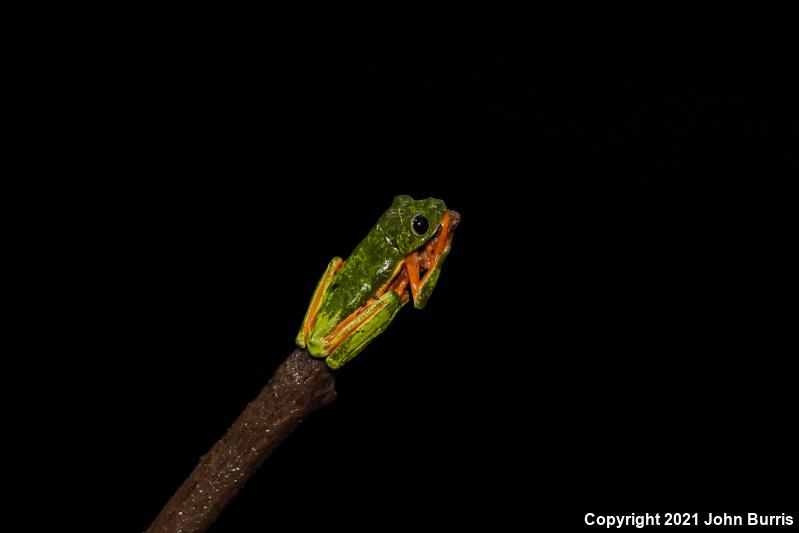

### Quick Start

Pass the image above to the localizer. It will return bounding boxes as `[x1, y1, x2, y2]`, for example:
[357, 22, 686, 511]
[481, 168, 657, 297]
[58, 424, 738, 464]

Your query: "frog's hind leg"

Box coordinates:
[323, 290, 407, 369]
[296, 257, 344, 349]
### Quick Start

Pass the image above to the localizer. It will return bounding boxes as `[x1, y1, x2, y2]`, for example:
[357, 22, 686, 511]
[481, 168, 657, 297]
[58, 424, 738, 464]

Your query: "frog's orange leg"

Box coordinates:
[404, 252, 423, 299]
[296, 257, 344, 347]
[323, 296, 392, 355]
[321, 269, 410, 356]
[404, 212, 453, 304]
[429, 211, 454, 257]
[392, 269, 410, 300]
[323, 290, 408, 369]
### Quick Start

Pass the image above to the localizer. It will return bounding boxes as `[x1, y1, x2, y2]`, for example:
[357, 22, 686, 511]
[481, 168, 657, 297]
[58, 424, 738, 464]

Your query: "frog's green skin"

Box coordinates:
[296, 195, 452, 369]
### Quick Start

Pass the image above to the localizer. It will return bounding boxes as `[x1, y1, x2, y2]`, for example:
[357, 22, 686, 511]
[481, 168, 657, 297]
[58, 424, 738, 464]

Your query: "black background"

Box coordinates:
[11, 5, 796, 531]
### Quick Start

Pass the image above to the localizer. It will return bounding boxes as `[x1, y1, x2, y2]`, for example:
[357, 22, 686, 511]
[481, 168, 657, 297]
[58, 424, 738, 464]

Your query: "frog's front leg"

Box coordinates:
[323, 290, 408, 369]
[404, 211, 457, 309]
[296, 257, 344, 348]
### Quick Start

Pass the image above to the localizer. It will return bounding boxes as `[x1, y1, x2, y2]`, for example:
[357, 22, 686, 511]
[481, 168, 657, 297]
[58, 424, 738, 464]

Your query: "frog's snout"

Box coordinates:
[447, 209, 461, 232]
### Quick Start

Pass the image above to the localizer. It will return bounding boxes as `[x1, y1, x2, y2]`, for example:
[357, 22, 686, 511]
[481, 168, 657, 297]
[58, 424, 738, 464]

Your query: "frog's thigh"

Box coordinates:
[296, 256, 344, 349]
[325, 292, 407, 369]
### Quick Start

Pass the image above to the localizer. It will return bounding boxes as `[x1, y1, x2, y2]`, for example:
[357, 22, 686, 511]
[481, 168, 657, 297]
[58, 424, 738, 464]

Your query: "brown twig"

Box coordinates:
[146, 348, 337, 533]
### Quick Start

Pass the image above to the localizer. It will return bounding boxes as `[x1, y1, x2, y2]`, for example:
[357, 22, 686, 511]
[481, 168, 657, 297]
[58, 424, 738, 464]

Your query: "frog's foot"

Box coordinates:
[296, 257, 344, 350]
[404, 210, 460, 309]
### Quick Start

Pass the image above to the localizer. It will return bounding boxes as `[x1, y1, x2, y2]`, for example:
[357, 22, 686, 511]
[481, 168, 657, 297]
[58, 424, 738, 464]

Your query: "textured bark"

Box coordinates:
[146, 348, 337, 533]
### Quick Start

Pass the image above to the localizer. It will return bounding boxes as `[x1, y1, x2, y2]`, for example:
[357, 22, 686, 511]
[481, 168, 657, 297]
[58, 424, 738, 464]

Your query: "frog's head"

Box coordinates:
[380, 195, 449, 255]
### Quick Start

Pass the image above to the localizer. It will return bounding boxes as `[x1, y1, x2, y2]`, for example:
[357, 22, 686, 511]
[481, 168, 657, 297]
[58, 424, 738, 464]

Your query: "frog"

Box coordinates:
[296, 195, 460, 369]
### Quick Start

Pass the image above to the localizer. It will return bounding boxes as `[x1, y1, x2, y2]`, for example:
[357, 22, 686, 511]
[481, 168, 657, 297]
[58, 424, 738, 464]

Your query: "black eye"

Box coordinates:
[412, 214, 429, 236]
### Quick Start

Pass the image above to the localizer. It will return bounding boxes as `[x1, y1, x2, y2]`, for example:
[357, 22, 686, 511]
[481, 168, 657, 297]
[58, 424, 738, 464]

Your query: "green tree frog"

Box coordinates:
[296, 195, 460, 369]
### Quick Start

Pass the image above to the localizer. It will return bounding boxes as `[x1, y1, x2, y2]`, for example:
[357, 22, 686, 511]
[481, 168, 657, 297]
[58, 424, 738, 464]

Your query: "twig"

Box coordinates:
[146, 348, 337, 533]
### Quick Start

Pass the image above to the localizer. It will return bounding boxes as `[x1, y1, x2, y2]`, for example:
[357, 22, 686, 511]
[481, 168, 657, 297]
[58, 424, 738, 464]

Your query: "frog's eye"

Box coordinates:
[412, 214, 429, 236]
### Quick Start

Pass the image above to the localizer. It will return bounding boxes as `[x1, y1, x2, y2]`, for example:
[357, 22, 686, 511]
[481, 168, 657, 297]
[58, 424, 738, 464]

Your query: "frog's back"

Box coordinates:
[308, 231, 404, 342]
